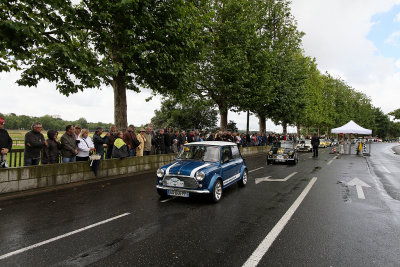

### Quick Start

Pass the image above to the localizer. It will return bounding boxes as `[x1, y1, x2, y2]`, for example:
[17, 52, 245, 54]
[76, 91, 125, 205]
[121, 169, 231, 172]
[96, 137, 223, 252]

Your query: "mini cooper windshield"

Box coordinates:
[177, 145, 220, 162]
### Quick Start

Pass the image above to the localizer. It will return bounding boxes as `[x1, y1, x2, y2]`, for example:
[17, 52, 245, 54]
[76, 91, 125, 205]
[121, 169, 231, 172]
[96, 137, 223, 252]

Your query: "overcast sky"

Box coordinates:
[1, 0, 400, 132]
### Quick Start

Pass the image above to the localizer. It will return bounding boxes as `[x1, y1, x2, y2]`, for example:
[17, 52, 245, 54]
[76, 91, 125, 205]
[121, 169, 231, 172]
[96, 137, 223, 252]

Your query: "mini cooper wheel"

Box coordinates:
[211, 180, 223, 203]
[238, 169, 248, 187]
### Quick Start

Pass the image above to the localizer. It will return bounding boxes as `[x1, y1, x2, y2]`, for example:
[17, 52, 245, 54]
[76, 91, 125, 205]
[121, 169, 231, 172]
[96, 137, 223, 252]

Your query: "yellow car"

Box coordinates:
[319, 139, 329, 148]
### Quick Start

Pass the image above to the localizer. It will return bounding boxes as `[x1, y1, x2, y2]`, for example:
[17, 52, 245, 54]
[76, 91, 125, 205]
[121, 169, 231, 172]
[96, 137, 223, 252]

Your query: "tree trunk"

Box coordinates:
[282, 122, 287, 136]
[218, 106, 228, 131]
[258, 114, 266, 133]
[296, 123, 301, 137]
[110, 72, 128, 132]
[306, 126, 310, 136]
[246, 111, 250, 133]
[317, 127, 320, 136]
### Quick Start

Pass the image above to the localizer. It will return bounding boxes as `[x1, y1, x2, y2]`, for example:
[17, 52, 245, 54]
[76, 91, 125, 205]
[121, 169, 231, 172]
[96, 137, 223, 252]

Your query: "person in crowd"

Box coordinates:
[42, 130, 61, 164]
[164, 127, 172, 154]
[178, 130, 187, 149]
[187, 130, 194, 143]
[172, 139, 179, 153]
[0, 117, 12, 168]
[171, 130, 180, 147]
[123, 124, 139, 157]
[106, 125, 117, 159]
[74, 125, 82, 139]
[61, 125, 78, 163]
[92, 127, 110, 177]
[76, 129, 95, 161]
[207, 132, 215, 141]
[143, 127, 152, 156]
[246, 131, 251, 146]
[112, 131, 129, 158]
[154, 128, 166, 154]
[194, 130, 201, 142]
[136, 128, 146, 157]
[311, 133, 320, 158]
[251, 133, 259, 146]
[24, 122, 47, 166]
[215, 132, 222, 141]
[199, 134, 205, 142]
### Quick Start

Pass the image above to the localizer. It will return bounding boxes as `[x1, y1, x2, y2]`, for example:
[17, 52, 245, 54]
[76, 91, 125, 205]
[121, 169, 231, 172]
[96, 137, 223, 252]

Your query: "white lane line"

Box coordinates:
[160, 197, 176, 203]
[249, 167, 264, 173]
[0, 213, 131, 260]
[381, 165, 391, 174]
[327, 155, 338, 165]
[243, 177, 318, 267]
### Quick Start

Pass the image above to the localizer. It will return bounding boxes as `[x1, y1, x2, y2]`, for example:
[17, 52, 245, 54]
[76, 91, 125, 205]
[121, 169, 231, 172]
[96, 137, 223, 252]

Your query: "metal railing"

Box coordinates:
[6, 148, 109, 168]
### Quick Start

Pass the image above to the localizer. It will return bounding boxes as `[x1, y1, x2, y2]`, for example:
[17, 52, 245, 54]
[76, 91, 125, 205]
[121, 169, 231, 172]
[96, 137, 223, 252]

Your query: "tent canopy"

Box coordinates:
[331, 120, 372, 135]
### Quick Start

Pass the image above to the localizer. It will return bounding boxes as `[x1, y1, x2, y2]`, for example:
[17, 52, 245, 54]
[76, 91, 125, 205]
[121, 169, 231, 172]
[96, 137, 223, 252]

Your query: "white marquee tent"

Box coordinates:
[331, 120, 372, 135]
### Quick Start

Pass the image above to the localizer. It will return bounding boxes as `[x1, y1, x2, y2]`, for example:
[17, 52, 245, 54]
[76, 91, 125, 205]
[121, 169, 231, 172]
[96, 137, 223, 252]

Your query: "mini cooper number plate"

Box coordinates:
[168, 190, 189, 197]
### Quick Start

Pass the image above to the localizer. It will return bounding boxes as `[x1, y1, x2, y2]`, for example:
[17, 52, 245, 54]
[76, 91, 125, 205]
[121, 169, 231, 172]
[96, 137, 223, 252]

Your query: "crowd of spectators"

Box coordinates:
[0, 116, 298, 170]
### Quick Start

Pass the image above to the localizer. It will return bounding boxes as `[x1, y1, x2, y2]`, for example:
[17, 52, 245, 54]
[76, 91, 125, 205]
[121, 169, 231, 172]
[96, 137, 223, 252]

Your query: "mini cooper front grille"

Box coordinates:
[162, 175, 199, 189]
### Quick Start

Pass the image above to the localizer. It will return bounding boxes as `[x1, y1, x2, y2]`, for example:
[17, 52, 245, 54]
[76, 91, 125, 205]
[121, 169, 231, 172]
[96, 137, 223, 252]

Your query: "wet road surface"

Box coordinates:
[0, 143, 399, 266]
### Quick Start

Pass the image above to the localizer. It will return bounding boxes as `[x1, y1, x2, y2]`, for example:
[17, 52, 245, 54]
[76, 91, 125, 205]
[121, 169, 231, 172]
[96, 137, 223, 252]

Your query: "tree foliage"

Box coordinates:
[1, 0, 208, 131]
[151, 97, 218, 130]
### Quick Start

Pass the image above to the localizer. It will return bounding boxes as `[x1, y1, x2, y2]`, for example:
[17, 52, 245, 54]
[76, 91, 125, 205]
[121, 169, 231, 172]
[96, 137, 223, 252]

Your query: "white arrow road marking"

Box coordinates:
[0, 213, 131, 260]
[243, 177, 318, 267]
[255, 172, 298, 184]
[327, 155, 338, 165]
[249, 167, 264, 173]
[347, 178, 371, 199]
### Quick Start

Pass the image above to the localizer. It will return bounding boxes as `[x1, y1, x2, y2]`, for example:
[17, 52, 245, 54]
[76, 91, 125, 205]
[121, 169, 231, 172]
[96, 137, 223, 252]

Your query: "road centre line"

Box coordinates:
[249, 167, 264, 173]
[0, 213, 131, 260]
[243, 177, 318, 267]
[327, 155, 338, 165]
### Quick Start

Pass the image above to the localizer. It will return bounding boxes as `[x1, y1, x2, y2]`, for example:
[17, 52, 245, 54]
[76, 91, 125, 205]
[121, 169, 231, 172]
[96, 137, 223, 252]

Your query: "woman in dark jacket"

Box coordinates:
[42, 130, 61, 164]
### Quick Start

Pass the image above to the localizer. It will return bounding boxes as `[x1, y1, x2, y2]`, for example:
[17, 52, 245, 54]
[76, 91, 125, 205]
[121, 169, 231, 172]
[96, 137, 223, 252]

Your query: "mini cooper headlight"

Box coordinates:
[195, 171, 206, 181]
[269, 151, 273, 155]
[288, 151, 293, 156]
[157, 168, 165, 178]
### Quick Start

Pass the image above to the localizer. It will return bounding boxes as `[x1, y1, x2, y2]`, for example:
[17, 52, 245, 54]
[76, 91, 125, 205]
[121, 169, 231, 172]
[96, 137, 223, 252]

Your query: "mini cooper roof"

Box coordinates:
[184, 141, 237, 146]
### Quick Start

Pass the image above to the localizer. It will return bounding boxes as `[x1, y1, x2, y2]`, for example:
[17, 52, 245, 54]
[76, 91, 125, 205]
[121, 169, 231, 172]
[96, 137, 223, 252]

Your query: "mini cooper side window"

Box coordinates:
[231, 145, 240, 159]
[221, 146, 232, 163]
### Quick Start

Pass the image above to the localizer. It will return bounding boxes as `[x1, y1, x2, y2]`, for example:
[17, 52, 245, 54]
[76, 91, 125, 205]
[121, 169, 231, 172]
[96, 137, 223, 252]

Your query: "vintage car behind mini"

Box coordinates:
[267, 141, 298, 165]
[296, 139, 312, 152]
[156, 141, 248, 202]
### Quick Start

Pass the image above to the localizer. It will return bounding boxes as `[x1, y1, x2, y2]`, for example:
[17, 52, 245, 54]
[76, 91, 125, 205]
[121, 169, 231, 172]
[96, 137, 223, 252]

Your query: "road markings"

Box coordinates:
[255, 172, 298, 184]
[327, 155, 338, 165]
[381, 165, 391, 174]
[0, 213, 131, 260]
[347, 178, 371, 199]
[243, 177, 318, 267]
[249, 167, 264, 173]
[160, 197, 176, 203]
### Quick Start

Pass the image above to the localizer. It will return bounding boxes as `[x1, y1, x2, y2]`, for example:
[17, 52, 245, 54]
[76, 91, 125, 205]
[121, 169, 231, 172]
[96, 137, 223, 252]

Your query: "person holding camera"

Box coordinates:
[76, 129, 95, 161]
[61, 124, 78, 163]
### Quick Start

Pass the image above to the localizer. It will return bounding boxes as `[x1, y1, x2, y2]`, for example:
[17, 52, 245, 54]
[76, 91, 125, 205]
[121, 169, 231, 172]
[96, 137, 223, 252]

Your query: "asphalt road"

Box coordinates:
[0, 143, 399, 266]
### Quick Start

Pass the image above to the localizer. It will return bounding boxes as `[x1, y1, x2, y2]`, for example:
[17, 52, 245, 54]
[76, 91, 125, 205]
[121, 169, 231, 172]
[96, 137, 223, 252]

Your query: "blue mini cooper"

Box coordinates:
[156, 141, 248, 202]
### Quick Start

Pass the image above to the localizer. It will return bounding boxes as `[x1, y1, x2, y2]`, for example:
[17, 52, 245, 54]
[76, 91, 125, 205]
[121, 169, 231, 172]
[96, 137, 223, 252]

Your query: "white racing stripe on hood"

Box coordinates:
[190, 163, 211, 177]
[166, 162, 179, 175]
